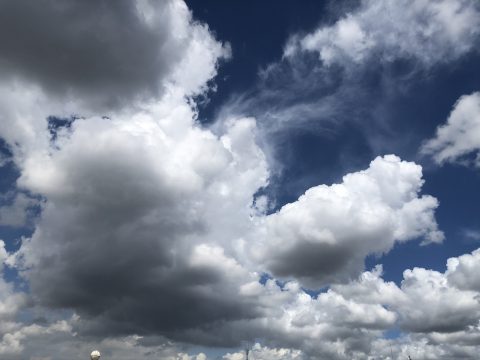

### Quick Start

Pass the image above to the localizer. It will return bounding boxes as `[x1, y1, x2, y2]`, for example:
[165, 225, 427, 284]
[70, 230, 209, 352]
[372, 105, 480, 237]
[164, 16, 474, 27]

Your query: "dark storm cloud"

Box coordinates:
[0, 0, 186, 109]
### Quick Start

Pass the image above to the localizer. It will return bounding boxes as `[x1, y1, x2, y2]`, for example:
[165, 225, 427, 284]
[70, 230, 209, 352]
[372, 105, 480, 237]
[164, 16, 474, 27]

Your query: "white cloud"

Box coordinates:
[421, 92, 480, 167]
[335, 250, 480, 338]
[256, 155, 443, 287]
[447, 248, 480, 292]
[286, 0, 480, 67]
[396, 267, 480, 333]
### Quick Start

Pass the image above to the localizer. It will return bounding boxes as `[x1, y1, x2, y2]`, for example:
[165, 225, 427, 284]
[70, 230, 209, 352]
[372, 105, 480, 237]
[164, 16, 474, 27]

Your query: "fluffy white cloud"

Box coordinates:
[421, 92, 480, 167]
[256, 155, 443, 287]
[396, 267, 480, 333]
[447, 248, 480, 292]
[334, 249, 480, 337]
[285, 0, 480, 67]
[332, 251, 480, 359]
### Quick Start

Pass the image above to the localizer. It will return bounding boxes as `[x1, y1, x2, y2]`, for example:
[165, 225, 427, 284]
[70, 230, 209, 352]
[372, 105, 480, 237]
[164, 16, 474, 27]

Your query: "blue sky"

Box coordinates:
[0, 0, 480, 359]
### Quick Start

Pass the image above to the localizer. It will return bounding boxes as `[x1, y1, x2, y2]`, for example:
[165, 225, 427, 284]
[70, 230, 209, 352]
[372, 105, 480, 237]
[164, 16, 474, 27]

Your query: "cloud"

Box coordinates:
[447, 248, 480, 292]
[256, 155, 443, 287]
[0, 0, 230, 111]
[0, 0, 475, 358]
[285, 0, 480, 67]
[3, 90, 443, 350]
[0, 192, 38, 228]
[4, 245, 480, 359]
[0, 241, 26, 321]
[421, 92, 480, 167]
[12, 105, 268, 341]
[0, 0, 263, 349]
[333, 250, 480, 336]
[0, 319, 72, 358]
[223, 343, 303, 360]
[396, 267, 480, 333]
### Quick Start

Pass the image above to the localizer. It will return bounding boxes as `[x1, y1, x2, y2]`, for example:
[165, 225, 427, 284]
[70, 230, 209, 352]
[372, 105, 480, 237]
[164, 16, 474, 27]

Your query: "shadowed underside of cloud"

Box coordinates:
[4, 245, 480, 359]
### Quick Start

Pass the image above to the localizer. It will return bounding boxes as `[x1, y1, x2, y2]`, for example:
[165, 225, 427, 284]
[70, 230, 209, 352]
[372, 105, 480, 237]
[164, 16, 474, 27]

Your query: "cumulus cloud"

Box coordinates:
[396, 267, 480, 333]
[447, 248, 480, 292]
[0, 0, 230, 111]
[0, 0, 262, 350]
[12, 105, 268, 341]
[256, 155, 443, 287]
[421, 92, 480, 167]
[333, 249, 480, 337]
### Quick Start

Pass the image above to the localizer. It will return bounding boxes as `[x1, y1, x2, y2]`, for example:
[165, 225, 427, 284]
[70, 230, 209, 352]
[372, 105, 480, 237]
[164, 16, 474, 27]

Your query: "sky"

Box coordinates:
[0, 0, 479, 359]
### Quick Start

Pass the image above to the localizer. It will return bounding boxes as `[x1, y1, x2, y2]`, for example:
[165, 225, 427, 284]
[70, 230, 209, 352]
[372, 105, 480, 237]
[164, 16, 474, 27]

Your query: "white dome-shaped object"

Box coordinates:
[90, 350, 101, 360]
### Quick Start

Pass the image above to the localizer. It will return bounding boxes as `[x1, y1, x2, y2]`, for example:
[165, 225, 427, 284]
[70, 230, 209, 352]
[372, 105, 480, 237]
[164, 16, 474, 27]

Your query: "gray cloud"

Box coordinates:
[12, 107, 268, 345]
[0, 0, 228, 111]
